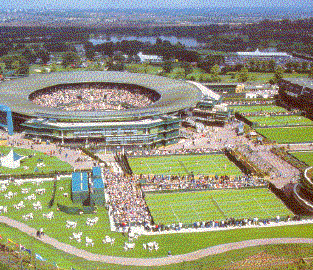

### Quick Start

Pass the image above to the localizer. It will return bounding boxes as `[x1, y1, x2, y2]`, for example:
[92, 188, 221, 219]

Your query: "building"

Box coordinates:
[278, 78, 313, 116]
[137, 52, 163, 63]
[90, 167, 105, 205]
[71, 172, 89, 204]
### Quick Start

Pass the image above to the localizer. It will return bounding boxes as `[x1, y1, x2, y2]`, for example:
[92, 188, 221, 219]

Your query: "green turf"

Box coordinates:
[289, 151, 313, 167]
[129, 154, 242, 176]
[145, 188, 292, 224]
[229, 105, 288, 114]
[255, 126, 313, 143]
[0, 146, 73, 175]
[247, 115, 313, 127]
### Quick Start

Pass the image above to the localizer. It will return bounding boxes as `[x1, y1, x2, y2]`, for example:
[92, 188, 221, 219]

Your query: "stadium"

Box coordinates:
[0, 71, 215, 148]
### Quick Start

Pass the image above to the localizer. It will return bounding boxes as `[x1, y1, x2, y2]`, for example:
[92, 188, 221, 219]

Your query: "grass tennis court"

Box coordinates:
[230, 105, 288, 114]
[145, 188, 292, 224]
[256, 126, 313, 143]
[129, 154, 242, 176]
[247, 115, 313, 127]
[290, 151, 313, 166]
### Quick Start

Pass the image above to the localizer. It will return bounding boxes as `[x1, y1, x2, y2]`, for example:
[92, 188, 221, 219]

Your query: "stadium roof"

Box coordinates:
[237, 49, 291, 57]
[0, 71, 202, 121]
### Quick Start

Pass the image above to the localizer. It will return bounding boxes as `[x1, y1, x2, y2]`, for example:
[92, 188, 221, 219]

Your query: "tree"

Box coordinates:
[309, 66, 313, 79]
[2, 55, 18, 70]
[180, 62, 192, 78]
[162, 60, 173, 74]
[21, 48, 36, 64]
[84, 41, 95, 61]
[61, 51, 81, 68]
[36, 49, 50, 65]
[237, 66, 249, 82]
[210, 64, 221, 82]
[273, 65, 284, 83]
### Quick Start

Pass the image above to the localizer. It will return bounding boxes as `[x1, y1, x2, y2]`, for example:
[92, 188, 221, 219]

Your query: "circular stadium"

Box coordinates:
[0, 71, 203, 148]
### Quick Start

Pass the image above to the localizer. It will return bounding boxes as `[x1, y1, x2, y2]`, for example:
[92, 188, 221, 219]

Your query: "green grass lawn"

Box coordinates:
[229, 105, 289, 114]
[289, 151, 313, 166]
[145, 188, 292, 224]
[129, 154, 242, 176]
[0, 146, 73, 175]
[247, 115, 313, 127]
[256, 126, 313, 143]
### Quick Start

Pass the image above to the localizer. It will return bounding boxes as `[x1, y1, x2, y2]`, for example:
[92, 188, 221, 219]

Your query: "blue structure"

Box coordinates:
[91, 167, 105, 205]
[0, 105, 13, 135]
[71, 172, 89, 204]
[92, 167, 102, 178]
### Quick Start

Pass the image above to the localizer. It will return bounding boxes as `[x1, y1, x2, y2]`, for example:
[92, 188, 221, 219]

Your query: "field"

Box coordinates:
[229, 105, 288, 114]
[129, 154, 242, 176]
[289, 151, 313, 166]
[0, 146, 73, 175]
[247, 115, 313, 127]
[145, 188, 292, 224]
[255, 126, 313, 143]
[0, 178, 312, 269]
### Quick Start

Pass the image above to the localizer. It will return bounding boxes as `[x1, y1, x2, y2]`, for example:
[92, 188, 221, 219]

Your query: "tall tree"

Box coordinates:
[274, 65, 284, 83]
[162, 60, 173, 74]
[180, 62, 192, 78]
[237, 66, 249, 82]
[61, 51, 81, 68]
[210, 64, 221, 82]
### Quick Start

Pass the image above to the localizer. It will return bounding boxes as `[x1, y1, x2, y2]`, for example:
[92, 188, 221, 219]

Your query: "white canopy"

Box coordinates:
[0, 149, 25, 169]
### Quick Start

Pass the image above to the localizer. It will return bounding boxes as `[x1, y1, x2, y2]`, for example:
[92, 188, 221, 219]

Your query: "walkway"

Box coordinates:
[1, 216, 313, 267]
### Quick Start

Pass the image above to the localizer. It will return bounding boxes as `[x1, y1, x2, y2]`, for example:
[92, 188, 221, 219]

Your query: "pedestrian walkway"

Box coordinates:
[1, 216, 313, 266]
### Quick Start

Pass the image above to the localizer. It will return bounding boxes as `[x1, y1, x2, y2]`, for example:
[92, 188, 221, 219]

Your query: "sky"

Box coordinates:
[1, 0, 312, 10]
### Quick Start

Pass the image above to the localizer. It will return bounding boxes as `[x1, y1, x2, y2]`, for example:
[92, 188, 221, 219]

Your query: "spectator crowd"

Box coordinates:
[31, 83, 157, 111]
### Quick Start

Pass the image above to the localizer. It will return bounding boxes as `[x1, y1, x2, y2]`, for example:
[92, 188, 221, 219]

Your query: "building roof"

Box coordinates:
[92, 167, 101, 178]
[281, 78, 313, 89]
[237, 49, 291, 57]
[93, 177, 104, 190]
[0, 71, 202, 122]
[72, 172, 88, 192]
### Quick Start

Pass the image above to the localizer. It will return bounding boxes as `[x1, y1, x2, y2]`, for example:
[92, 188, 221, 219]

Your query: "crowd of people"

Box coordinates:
[127, 147, 221, 157]
[103, 169, 152, 227]
[140, 174, 266, 192]
[239, 110, 299, 117]
[31, 83, 157, 111]
[145, 214, 302, 233]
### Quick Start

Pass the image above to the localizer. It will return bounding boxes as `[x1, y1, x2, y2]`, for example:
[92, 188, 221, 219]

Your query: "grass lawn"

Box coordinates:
[129, 154, 242, 176]
[229, 105, 289, 114]
[145, 188, 292, 224]
[255, 126, 313, 143]
[1, 219, 313, 270]
[289, 151, 313, 167]
[0, 146, 73, 175]
[247, 115, 313, 127]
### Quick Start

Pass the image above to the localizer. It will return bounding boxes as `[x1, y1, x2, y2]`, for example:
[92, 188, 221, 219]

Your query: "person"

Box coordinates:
[36, 230, 40, 238]
[40, 228, 44, 237]
[168, 250, 172, 256]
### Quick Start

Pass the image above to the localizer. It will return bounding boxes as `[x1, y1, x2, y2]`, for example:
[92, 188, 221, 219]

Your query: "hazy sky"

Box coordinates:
[2, 0, 312, 9]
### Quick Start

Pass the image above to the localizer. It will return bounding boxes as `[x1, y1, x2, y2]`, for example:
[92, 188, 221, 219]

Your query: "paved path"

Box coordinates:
[1, 216, 313, 267]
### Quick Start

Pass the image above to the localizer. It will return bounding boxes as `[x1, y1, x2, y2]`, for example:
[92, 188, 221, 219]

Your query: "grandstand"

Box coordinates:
[278, 78, 313, 117]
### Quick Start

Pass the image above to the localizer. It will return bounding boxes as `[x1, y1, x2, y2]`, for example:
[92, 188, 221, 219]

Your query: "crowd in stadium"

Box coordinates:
[103, 169, 152, 227]
[145, 214, 301, 233]
[127, 147, 220, 157]
[140, 174, 266, 192]
[31, 83, 156, 111]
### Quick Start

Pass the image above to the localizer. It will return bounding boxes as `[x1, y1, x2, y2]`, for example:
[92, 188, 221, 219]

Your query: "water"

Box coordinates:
[89, 35, 201, 47]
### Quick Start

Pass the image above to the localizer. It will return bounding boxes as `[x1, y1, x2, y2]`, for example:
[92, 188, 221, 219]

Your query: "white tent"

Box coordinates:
[0, 149, 25, 169]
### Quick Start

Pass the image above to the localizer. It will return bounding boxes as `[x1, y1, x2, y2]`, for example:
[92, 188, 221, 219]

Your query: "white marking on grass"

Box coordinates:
[170, 204, 180, 224]
[253, 197, 271, 217]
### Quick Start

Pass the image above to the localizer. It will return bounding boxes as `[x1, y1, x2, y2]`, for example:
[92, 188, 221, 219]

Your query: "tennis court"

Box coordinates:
[145, 188, 292, 224]
[129, 154, 242, 176]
